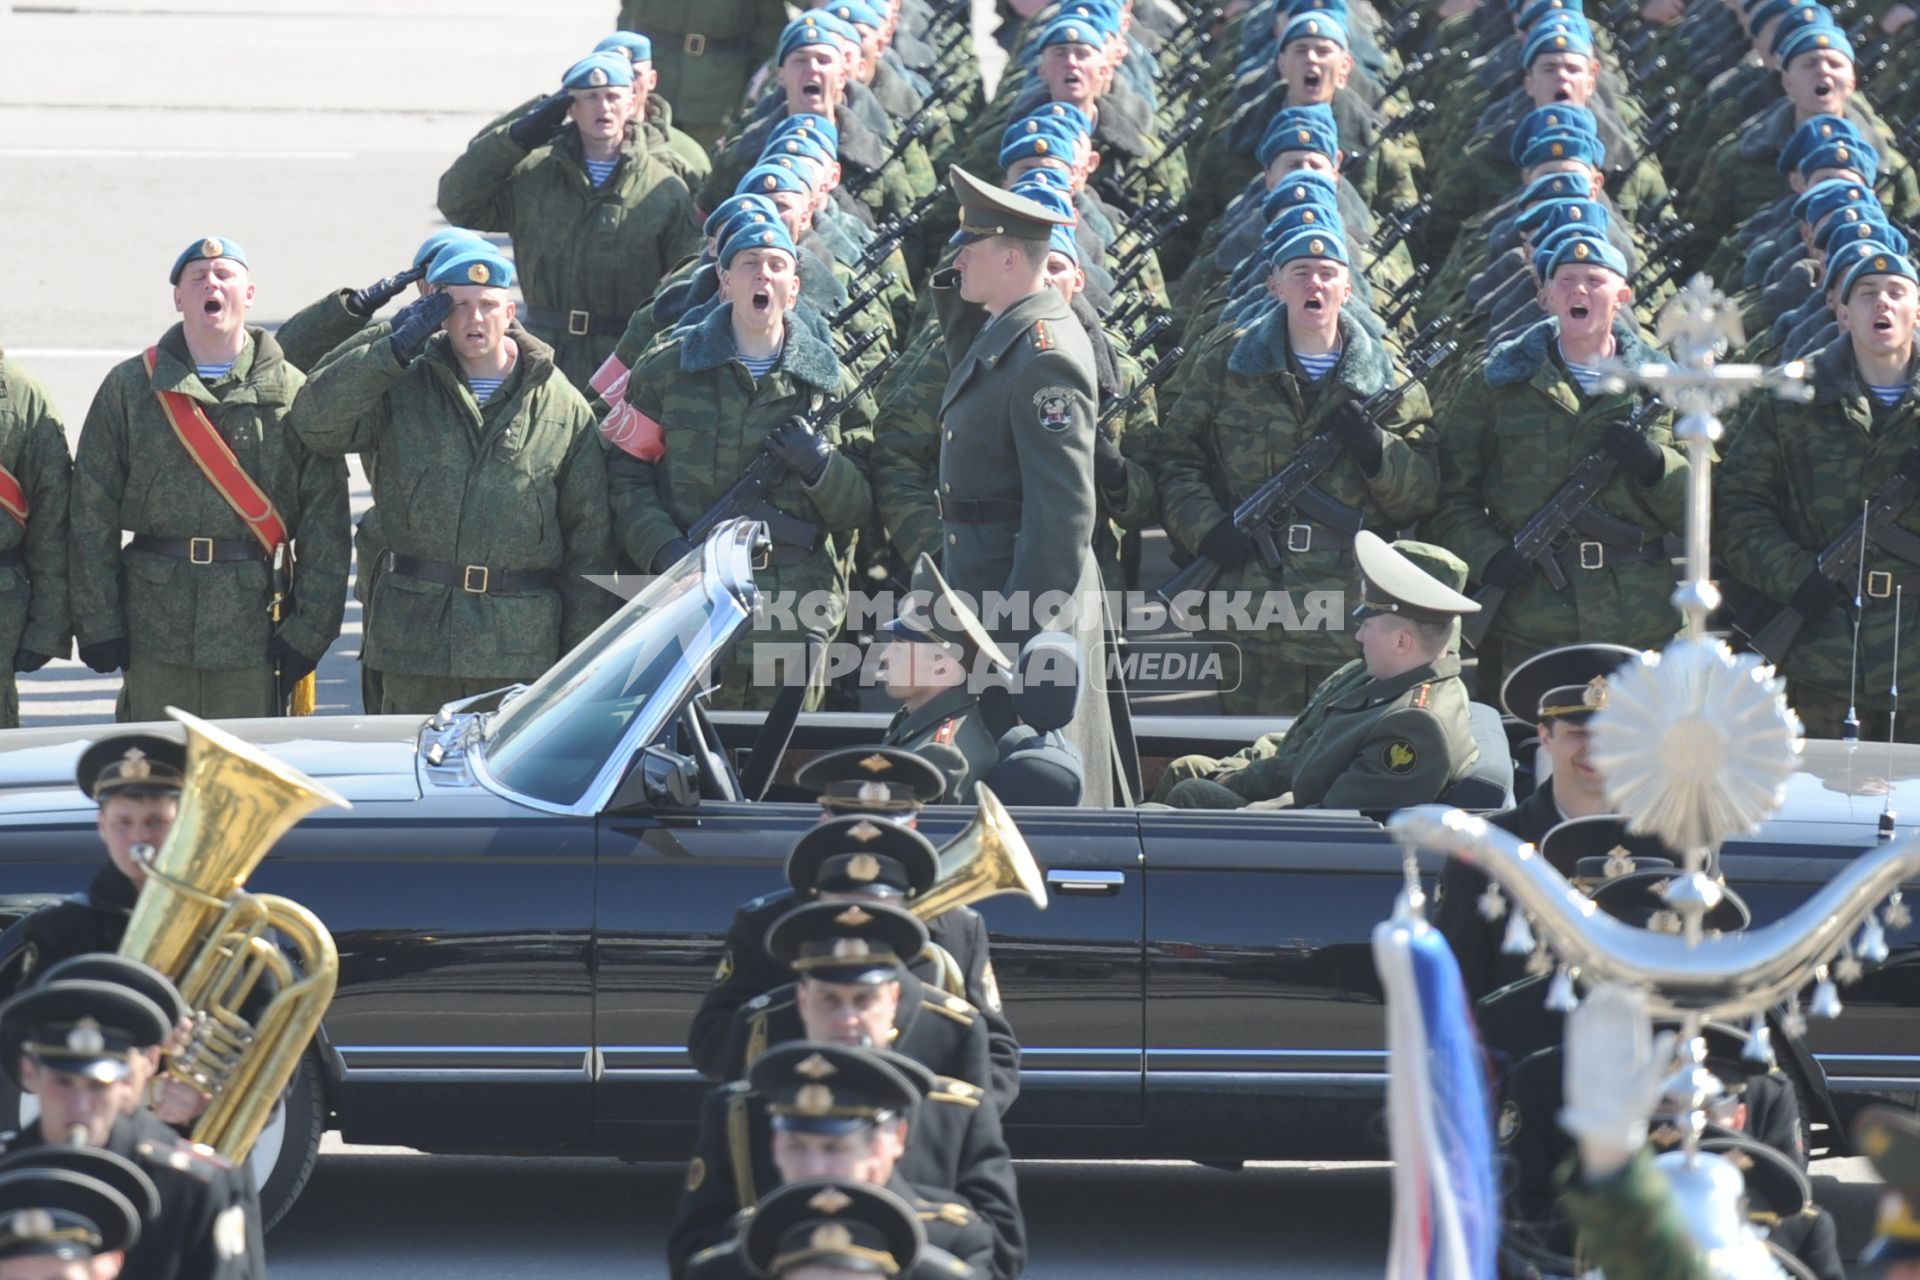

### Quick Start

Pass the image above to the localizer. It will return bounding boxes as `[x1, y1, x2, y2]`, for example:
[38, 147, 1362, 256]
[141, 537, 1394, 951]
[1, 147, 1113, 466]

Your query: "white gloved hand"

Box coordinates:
[1557, 983, 1680, 1179]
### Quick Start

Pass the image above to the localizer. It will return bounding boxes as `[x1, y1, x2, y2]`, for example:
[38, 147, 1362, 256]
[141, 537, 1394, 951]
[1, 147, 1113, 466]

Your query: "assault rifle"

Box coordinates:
[844, 100, 943, 199]
[1100, 342, 1185, 430]
[829, 272, 898, 328]
[1343, 100, 1434, 177]
[1379, 266, 1434, 331]
[1746, 473, 1920, 663]
[854, 190, 944, 273]
[1113, 213, 1188, 289]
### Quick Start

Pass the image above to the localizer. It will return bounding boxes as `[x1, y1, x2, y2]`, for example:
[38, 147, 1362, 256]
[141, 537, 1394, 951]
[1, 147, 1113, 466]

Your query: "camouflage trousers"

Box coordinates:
[118, 657, 276, 722]
[381, 672, 520, 716]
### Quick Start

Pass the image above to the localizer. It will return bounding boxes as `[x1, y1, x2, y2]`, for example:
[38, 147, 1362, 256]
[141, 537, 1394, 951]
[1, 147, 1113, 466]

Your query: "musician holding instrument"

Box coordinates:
[0, 980, 260, 1280]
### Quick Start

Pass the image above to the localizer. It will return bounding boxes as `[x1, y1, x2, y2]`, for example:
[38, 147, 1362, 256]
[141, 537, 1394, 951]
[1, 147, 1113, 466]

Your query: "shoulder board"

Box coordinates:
[690, 1244, 732, 1266]
[928, 1077, 983, 1109]
[1032, 320, 1052, 352]
[1413, 682, 1432, 710]
[923, 994, 977, 1026]
[135, 1138, 233, 1181]
[933, 717, 961, 746]
[746, 994, 772, 1011]
[915, 1199, 976, 1226]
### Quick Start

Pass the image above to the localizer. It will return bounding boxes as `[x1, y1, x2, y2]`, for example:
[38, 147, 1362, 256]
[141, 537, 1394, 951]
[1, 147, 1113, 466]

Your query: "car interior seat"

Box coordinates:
[1438, 702, 1517, 810]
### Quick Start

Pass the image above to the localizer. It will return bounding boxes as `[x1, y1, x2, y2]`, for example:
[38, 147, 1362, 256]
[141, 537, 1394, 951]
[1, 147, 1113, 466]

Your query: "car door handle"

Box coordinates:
[1045, 869, 1126, 895]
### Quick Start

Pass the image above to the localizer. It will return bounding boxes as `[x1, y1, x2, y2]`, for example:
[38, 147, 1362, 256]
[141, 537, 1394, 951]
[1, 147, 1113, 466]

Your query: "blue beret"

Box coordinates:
[738, 163, 813, 198]
[1007, 179, 1078, 224]
[1036, 15, 1105, 48]
[1521, 21, 1594, 67]
[1049, 0, 1121, 35]
[1016, 166, 1073, 196]
[1776, 18, 1852, 63]
[1801, 135, 1879, 184]
[594, 32, 653, 62]
[169, 235, 249, 285]
[1515, 197, 1610, 240]
[1517, 0, 1582, 26]
[999, 116, 1078, 169]
[778, 14, 849, 63]
[1025, 101, 1093, 136]
[427, 246, 516, 289]
[1270, 226, 1350, 270]
[412, 228, 486, 269]
[1794, 176, 1874, 224]
[1259, 104, 1340, 168]
[1517, 129, 1605, 171]
[1509, 104, 1598, 166]
[713, 205, 783, 252]
[1819, 212, 1906, 257]
[563, 52, 634, 89]
[769, 112, 839, 151]
[1278, 10, 1348, 47]
[1047, 222, 1080, 263]
[1779, 115, 1860, 175]
[1541, 233, 1629, 279]
[1262, 201, 1343, 243]
[1282, 0, 1349, 18]
[719, 218, 799, 268]
[1262, 170, 1343, 218]
[704, 193, 781, 239]
[762, 133, 835, 168]
[825, 0, 885, 27]
[1513, 171, 1592, 208]
[1837, 241, 1919, 299]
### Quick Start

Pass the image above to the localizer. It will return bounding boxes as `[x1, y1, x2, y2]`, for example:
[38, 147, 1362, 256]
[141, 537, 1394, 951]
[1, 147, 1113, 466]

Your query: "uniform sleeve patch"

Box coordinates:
[686, 1155, 707, 1191]
[712, 949, 734, 985]
[1498, 1100, 1521, 1145]
[1384, 740, 1417, 774]
[1033, 387, 1074, 432]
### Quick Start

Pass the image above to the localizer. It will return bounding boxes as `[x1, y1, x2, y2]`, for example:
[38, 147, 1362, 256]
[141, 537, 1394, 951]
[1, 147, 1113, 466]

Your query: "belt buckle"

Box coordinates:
[188, 537, 214, 565]
[463, 565, 490, 594]
[683, 32, 707, 56]
[567, 309, 592, 337]
[1285, 523, 1312, 554]
[1869, 569, 1894, 599]
[1578, 541, 1605, 571]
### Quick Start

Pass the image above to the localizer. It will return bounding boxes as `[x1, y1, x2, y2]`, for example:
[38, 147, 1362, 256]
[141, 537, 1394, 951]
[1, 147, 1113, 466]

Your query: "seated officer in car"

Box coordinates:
[1162, 533, 1482, 811]
[668, 1042, 1004, 1280]
[721, 901, 999, 1110]
[688, 759, 1017, 1108]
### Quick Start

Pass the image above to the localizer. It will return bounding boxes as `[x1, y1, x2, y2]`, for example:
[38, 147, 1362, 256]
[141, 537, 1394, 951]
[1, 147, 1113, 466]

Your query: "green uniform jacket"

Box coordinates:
[274, 290, 374, 374]
[287, 322, 612, 678]
[1557, 1149, 1714, 1280]
[70, 327, 349, 668]
[1425, 318, 1689, 653]
[1719, 335, 1920, 708]
[1153, 308, 1439, 669]
[0, 353, 71, 664]
[606, 303, 874, 644]
[884, 684, 1002, 804]
[1285, 653, 1479, 808]
[437, 121, 702, 388]
[619, 0, 789, 134]
[478, 91, 713, 185]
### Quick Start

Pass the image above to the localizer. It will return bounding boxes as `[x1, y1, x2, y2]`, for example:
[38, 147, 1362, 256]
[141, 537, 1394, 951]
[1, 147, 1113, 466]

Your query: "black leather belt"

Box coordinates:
[0, 546, 22, 569]
[676, 31, 745, 56]
[128, 534, 267, 564]
[522, 307, 626, 338]
[1551, 538, 1667, 575]
[387, 552, 558, 595]
[937, 494, 1022, 523]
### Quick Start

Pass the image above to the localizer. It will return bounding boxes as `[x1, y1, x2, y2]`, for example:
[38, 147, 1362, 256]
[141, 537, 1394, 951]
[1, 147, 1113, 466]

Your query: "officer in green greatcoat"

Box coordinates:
[1162, 532, 1482, 810]
[437, 51, 702, 390]
[287, 245, 613, 714]
[0, 351, 70, 728]
[69, 236, 349, 722]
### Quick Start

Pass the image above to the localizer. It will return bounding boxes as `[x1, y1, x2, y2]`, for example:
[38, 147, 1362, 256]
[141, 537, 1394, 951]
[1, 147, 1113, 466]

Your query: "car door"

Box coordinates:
[591, 792, 1146, 1157]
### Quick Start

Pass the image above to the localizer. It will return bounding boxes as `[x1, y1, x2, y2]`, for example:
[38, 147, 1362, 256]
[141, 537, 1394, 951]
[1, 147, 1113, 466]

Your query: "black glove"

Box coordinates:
[768, 416, 834, 485]
[12, 648, 52, 674]
[1790, 569, 1849, 623]
[1093, 429, 1129, 490]
[1199, 516, 1257, 570]
[652, 537, 697, 573]
[1482, 546, 1535, 592]
[508, 90, 574, 149]
[346, 265, 426, 319]
[269, 635, 319, 702]
[1326, 400, 1386, 475]
[1602, 419, 1665, 486]
[77, 637, 128, 674]
[388, 291, 453, 363]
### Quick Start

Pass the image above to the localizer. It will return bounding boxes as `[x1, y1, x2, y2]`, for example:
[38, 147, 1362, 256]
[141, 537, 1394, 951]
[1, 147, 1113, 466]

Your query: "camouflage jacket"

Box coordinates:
[617, 0, 789, 130]
[0, 353, 71, 662]
[475, 92, 714, 185]
[1557, 1149, 1714, 1280]
[606, 303, 875, 622]
[1719, 335, 1920, 706]
[69, 328, 348, 668]
[274, 289, 373, 374]
[1425, 317, 1689, 653]
[287, 322, 612, 678]
[1153, 308, 1438, 667]
[701, 104, 929, 233]
[437, 121, 702, 388]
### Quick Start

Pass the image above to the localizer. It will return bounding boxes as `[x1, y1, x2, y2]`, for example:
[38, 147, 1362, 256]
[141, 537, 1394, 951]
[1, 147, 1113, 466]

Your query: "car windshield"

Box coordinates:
[479, 556, 727, 810]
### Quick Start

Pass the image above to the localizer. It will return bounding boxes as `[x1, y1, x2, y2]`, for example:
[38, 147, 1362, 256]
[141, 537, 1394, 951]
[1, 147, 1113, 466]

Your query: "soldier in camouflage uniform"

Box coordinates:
[1424, 235, 1687, 687]
[1154, 227, 1437, 714]
[69, 237, 348, 722]
[1719, 245, 1920, 742]
[288, 245, 613, 714]
[606, 217, 875, 711]
[438, 50, 702, 389]
[618, 0, 791, 146]
[0, 351, 70, 728]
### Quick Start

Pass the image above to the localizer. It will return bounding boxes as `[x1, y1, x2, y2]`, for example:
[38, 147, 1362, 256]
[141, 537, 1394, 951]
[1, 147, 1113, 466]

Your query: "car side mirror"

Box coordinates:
[639, 745, 700, 808]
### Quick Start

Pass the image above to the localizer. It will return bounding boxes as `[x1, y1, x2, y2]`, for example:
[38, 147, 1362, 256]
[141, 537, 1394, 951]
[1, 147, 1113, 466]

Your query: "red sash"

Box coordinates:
[0, 462, 24, 525]
[143, 348, 288, 553]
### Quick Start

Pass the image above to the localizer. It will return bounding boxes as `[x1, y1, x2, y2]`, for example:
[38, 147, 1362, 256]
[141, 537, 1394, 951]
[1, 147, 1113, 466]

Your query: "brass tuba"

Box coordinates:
[118, 710, 346, 1162]
[911, 786, 1047, 997]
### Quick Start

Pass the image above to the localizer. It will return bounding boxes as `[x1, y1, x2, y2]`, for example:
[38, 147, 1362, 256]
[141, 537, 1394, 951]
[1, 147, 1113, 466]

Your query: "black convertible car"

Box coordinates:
[0, 521, 1916, 1225]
